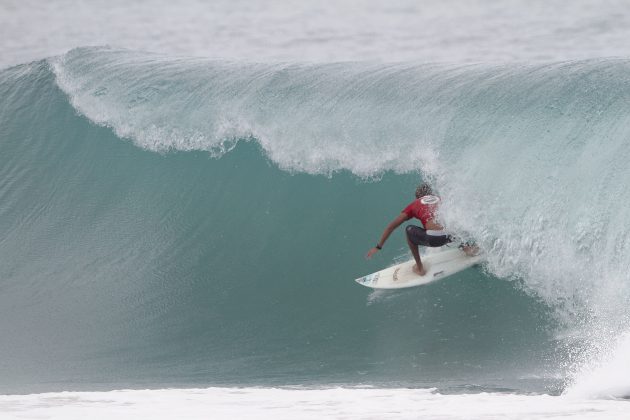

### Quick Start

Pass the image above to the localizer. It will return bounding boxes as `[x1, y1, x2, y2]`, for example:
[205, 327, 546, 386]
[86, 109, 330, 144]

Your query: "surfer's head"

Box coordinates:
[415, 183, 432, 198]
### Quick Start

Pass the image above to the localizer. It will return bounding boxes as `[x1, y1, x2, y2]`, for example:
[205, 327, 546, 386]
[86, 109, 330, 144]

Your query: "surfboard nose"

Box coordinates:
[355, 272, 379, 286]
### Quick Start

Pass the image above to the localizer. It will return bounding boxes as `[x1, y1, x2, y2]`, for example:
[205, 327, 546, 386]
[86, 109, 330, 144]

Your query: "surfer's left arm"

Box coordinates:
[366, 213, 410, 259]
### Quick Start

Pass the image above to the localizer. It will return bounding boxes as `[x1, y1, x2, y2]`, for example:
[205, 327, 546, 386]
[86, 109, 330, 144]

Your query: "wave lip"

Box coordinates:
[50, 46, 457, 177]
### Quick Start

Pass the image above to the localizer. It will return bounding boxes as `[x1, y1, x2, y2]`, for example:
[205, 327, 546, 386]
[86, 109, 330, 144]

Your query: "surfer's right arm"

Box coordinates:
[365, 212, 410, 259]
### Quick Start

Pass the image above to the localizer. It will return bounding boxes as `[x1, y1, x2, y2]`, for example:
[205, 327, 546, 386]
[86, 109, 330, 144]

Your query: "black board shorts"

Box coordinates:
[405, 225, 452, 247]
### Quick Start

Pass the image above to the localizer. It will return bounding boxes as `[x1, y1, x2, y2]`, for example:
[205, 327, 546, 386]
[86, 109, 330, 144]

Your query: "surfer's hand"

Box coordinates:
[365, 247, 379, 259]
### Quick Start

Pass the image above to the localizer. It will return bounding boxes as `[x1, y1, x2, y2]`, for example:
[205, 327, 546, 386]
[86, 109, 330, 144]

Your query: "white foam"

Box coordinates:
[565, 332, 630, 399]
[1, 387, 628, 420]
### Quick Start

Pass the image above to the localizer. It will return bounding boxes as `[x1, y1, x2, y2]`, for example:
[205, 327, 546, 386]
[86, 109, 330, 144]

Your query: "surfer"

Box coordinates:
[366, 183, 474, 276]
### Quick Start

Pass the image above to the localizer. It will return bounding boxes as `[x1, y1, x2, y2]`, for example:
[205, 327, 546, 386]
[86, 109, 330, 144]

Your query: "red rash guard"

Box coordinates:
[402, 195, 440, 227]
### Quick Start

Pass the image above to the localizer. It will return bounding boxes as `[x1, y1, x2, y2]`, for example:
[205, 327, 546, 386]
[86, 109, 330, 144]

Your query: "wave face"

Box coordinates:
[2, 47, 630, 396]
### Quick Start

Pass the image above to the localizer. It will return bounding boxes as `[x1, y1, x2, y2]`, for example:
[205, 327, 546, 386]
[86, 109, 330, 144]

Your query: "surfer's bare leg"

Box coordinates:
[406, 234, 426, 276]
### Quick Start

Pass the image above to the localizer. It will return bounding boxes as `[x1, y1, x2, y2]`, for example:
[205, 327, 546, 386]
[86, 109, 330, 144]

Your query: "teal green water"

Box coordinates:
[4, 50, 630, 394]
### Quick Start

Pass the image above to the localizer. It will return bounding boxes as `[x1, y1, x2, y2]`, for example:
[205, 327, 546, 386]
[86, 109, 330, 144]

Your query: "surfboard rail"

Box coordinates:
[356, 247, 483, 289]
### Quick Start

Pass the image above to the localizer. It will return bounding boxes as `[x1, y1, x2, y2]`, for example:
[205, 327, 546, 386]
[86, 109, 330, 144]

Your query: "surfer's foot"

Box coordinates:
[412, 264, 426, 276]
[463, 245, 480, 256]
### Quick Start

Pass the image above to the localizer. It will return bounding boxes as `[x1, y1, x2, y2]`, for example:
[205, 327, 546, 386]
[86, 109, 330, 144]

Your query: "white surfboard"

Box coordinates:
[356, 247, 483, 289]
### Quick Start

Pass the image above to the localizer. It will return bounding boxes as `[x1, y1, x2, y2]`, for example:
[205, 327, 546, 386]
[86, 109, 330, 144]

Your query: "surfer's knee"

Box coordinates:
[406, 225, 427, 247]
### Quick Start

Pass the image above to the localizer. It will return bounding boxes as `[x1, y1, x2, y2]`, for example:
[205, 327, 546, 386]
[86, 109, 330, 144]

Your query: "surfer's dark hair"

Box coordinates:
[415, 183, 432, 198]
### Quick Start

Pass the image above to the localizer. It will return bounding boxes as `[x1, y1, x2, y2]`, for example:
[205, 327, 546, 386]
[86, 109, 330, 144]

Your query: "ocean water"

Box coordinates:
[2, 1, 630, 418]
